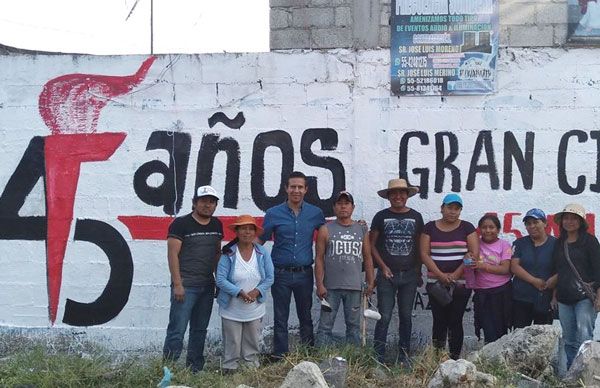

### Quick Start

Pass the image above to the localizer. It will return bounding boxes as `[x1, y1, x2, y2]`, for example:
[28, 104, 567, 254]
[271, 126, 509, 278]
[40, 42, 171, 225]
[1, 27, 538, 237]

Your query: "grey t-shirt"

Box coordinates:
[323, 221, 366, 291]
[168, 213, 223, 287]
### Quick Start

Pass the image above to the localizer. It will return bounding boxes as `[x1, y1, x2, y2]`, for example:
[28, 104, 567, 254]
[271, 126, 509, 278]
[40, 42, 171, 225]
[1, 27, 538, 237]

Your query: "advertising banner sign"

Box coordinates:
[391, 0, 499, 96]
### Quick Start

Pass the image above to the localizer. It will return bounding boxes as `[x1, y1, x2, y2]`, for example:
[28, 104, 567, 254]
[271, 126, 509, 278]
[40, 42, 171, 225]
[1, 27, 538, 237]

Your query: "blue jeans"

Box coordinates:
[373, 269, 418, 362]
[316, 289, 362, 346]
[163, 285, 214, 372]
[271, 268, 314, 356]
[559, 299, 597, 369]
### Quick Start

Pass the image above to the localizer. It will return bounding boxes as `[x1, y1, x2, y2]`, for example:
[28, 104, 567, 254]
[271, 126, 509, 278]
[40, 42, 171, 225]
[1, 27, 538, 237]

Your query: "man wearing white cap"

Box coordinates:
[371, 178, 423, 364]
[163, 185, 224, 372]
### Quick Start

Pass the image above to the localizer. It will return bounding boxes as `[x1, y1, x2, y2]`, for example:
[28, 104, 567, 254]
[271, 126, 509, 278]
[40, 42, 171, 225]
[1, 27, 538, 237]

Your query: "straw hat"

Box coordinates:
[377, 178, 419, 199]
[553, 203, 588, 228]
[227, 214, 264, 235]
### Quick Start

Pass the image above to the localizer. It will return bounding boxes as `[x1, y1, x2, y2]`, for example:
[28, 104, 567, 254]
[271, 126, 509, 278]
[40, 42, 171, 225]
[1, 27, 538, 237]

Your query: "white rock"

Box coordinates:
[280, 361, 329, 388]
[428, 359, 496, 388]
[468, 324, 560, 378]
[564, 340, 600, 386]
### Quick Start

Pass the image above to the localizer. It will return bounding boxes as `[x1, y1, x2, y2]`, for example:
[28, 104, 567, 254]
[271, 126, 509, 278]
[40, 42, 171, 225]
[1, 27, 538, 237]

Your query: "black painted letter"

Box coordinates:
[251, 130, 294, 212]
[590, 131, 600, 193]
[466, 131, 499, 191]
[434, 132, 460, 193]
[399, 131, 430, 198]
[300, 128, 345, 215]
[503, 131, 534, 190]
[133, 131, 191, 215]
[558, 130, 587, 195]
[195, 134, 240, 209]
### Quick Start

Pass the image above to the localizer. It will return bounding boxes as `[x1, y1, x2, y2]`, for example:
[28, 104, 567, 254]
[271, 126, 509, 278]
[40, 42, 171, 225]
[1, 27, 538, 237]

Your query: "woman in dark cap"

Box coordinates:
[510, 208, 557, 328]
[552, 203, 600, 369]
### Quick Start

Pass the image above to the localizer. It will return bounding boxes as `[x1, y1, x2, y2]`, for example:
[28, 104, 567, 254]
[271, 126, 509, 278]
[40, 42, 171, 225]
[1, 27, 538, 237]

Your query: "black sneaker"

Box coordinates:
[264, 353, 284, 364]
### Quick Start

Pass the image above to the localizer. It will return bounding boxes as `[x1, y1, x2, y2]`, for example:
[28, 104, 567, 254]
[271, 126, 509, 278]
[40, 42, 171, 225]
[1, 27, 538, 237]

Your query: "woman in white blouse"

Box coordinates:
[216, 215, 274, 373]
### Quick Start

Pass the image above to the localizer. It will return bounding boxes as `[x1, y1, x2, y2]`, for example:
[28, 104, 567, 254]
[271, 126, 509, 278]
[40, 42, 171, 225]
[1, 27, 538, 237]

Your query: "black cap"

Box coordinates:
[334, 191, 354, 204]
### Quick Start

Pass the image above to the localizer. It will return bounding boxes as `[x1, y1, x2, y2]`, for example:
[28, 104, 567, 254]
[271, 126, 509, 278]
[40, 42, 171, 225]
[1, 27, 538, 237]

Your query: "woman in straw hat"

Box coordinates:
[216, 215, 274, 373]
[552, 203, 600, 369]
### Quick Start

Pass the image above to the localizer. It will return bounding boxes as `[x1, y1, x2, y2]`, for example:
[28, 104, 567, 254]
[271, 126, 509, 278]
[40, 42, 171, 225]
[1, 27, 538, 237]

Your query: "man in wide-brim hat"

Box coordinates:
[377, 178, 419, 199]
[371, 178, 423, 365]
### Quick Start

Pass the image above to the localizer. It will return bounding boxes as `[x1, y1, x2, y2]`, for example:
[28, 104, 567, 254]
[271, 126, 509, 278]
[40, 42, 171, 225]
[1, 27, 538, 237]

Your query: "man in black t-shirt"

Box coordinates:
[370, 178, 423, 365]
[163, 185, 223, 373]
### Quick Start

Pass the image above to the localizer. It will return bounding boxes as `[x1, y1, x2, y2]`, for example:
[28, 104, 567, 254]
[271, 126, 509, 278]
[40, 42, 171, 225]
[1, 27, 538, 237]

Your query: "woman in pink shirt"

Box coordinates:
[465, 214, 512, 343]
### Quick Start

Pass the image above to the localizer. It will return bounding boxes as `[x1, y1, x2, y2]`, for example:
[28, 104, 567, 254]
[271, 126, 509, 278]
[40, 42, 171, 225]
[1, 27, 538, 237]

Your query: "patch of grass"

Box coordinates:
[0, 343, 565, 388]
[473, 358, 521, 386]
[407, 346, 450, 386]
[0, 344, 440, 388]
[0, 346, 111, 387]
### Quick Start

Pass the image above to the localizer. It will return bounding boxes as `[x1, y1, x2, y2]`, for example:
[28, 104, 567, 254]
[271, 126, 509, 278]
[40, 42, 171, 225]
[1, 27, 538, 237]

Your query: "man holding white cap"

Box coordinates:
[163, 185, 224, 372]
[314, 191, 375, 346]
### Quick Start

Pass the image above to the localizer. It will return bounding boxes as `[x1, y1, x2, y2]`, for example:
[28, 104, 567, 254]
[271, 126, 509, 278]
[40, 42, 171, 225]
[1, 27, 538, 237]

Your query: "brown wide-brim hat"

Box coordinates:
[553, 203, 588, 229]
[377, 178, 419, 199]
[227, 214, 264, 235]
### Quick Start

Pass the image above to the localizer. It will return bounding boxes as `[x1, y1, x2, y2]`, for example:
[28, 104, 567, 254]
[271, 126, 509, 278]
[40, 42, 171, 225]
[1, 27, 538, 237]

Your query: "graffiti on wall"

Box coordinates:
[0, 57, 157, 325]
[399, 130, 600, 198]
[0, 57, 349, 326]
[1, 55, 599, 329]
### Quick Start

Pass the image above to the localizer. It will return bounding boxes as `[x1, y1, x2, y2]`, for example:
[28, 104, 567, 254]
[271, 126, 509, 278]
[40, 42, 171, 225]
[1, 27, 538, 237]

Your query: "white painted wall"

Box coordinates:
[1, 48, 599, 352]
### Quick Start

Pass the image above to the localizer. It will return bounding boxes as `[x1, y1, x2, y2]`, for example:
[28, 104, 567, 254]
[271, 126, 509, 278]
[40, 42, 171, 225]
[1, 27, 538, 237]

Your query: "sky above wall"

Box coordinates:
[0, 0, 269, 54]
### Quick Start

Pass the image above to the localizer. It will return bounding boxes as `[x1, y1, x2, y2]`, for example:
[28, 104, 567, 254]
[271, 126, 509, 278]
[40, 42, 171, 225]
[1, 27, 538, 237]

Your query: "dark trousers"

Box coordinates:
[512, 299, 553, 328]
[429, 284, 472, 360]
[271, 267, 314, 356]
[473, 282, 512, 344]
[373, 269, 418, 363]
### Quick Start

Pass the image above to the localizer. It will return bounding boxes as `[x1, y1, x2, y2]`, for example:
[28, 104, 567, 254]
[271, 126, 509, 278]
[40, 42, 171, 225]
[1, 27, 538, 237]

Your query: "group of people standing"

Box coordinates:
[161, 173, 600, 374]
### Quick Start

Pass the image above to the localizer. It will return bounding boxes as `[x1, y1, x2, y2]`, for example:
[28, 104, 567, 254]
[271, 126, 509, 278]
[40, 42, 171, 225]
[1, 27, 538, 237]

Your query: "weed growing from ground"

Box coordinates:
[0, 342, 565, 387]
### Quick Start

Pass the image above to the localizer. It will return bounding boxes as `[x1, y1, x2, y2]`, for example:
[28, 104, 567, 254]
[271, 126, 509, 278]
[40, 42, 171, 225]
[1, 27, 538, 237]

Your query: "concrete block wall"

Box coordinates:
[2, 48, 600, 352]
[499, 0, 569, 47]
[270, 0, 381, 49]
[272, 0, 570, 50]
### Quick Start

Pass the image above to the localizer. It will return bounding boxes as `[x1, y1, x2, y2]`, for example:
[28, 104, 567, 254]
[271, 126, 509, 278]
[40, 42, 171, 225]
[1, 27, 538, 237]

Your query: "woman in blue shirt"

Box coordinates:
[510, 208, 557, 328]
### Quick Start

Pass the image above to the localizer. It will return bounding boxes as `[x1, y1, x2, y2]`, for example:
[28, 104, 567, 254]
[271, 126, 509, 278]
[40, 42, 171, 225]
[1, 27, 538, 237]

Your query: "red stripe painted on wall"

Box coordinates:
[118, 215, 266, 242]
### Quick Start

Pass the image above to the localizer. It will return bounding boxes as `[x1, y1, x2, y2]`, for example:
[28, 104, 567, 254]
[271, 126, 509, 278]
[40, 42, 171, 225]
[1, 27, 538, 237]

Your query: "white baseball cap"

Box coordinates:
[195, 185, 220, 201]
[364, 308, 381, 321]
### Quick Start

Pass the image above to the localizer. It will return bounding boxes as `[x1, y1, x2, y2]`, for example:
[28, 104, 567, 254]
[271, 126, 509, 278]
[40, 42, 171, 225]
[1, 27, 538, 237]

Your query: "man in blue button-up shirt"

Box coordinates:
[259, 171, 325, 358]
